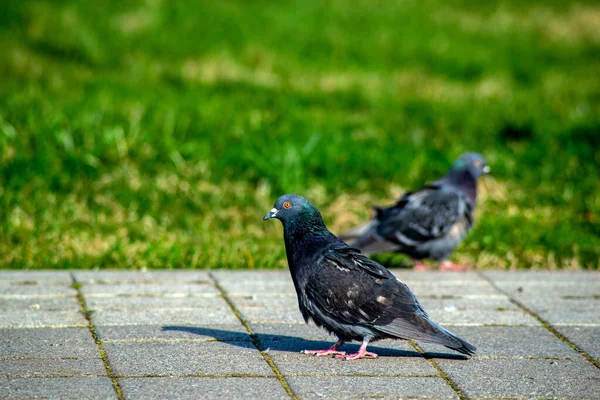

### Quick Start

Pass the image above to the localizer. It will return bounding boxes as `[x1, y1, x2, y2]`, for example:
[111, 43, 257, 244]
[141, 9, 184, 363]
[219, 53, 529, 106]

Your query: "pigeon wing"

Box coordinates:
[344, 209, 402, 254]
[304, 247, 422, 326]
[305, 246, 475, 354]
[378, 185, 472, 246]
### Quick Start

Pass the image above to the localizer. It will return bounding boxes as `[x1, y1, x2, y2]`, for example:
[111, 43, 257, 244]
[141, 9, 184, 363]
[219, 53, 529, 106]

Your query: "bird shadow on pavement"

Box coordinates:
[162, 325, 468, 360]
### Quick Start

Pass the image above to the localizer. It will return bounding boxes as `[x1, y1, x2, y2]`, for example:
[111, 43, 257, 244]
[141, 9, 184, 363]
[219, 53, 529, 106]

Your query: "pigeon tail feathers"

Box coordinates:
[375, 313, 476, 356]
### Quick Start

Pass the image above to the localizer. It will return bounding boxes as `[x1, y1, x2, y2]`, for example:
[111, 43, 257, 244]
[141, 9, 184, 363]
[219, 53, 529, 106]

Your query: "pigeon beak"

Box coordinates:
[263, 208, 278, 220]
[482, 165, 491, 175]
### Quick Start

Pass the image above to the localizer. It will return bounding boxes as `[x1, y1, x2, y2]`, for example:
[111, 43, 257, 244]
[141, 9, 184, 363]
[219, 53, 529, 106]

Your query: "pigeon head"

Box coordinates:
[264, 194, 327, 236]
[264, 194, 320, 222]
[443, 153, 490, 204]
[449, 153, 490, 180]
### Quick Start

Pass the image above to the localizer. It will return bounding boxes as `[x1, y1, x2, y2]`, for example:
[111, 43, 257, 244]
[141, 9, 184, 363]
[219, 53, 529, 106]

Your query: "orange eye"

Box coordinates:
[474, 161, 482, 168]
[283, 201, 292, 209]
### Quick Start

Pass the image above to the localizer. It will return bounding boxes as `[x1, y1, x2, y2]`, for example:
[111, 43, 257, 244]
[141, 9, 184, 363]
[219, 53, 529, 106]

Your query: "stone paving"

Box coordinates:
[0, 269, 598, 399]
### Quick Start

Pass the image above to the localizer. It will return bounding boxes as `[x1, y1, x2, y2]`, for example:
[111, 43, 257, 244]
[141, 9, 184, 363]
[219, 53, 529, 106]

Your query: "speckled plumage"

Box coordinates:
[264, 194, 476, 359]
[342, 153, 490, 263]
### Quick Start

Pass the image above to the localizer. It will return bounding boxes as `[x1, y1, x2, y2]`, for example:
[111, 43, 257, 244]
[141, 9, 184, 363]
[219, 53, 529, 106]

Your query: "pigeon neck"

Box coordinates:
[282, 208, 331, 270]
[283, 221, 336, 285]
[445, 169, 478, 204]
[282, 210, 329, 243]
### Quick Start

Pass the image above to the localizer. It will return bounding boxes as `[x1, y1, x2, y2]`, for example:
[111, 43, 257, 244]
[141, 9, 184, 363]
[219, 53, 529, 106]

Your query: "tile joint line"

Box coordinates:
[208, 272, 298, 400]
[408, 341, 470, 400]
[477, 271, 600, 370]
[70, 272, 125, 400]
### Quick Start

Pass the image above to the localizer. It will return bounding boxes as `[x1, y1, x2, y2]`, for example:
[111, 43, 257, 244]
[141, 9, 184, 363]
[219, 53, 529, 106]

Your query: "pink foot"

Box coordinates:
[413, 263, 428, 271]
[302, 340, 345, 357]
[413, 259, 430, 271]
[336, 350, 378, 360]
[440, 261, 471, 271]
[302, 349, 346, 357]
[334, 339, 378, 360]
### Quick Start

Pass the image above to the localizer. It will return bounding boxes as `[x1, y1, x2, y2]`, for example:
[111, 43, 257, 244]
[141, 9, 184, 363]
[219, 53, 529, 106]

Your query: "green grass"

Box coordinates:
[0, 0, 598, 270]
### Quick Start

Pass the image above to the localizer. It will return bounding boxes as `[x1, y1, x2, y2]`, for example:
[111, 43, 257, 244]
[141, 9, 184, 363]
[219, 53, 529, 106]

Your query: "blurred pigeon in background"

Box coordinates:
[341, 153, 490, 271]
[264, 194, 476, 360]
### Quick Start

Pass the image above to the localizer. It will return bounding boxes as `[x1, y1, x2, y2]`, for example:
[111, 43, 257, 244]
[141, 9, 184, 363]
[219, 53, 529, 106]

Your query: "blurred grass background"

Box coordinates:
[0, 0, 598, 270]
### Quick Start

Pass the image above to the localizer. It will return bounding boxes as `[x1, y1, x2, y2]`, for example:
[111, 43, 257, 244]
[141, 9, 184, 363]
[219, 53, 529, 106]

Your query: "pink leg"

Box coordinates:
[413, 259, 429, 271]
[302, 339, 346, 357]
[335, 338, 378, 360]
[440, 260, 471, 271]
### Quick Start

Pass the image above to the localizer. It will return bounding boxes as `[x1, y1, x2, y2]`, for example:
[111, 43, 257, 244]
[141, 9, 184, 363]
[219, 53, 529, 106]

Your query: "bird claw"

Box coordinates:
[413, 263, 428, 271]
[301, 349, 346, 357]
[440, 261, 471, 271]
[336, 351, 379, 360]
[415, 261, 472, 271]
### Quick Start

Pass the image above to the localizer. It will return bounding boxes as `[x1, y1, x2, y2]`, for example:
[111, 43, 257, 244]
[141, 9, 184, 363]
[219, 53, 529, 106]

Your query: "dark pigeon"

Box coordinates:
[341, 153, 490, 270]
[264, 194, 476, 360]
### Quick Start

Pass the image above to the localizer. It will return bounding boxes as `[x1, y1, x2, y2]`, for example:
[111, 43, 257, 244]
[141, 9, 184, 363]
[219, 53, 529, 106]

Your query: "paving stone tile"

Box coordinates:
[391, 270, 486, 282]
[509, 296, 599, 312]
[0, 296, 80, 311]
[489, 279, 600, 298]
[73, 270, 210, 284]
[419, 326, 581, 358]
[482, 270, 600, 282]
[500, 294, 600, 325]
[229, 294, 298, 310]
[81, 283, 220, 296]
[90, 308, 239, 326]
[0, 310, 88, 328]
[0, 377, 116, 399]
[211, 270, 289, 282]
[401, 281, 498, 298]
[211, 270, 295, 295]
[286, 376, 458, 399]
[1, 358, 107, 379]
[238, 307, 307, 324]
[0, 284, 76, 297]
[260, 339, 435, 376]
[437, 357, 600, 399]
[0, 271, 72, 285]
[119, 377, 288, 399]
[86, 295, 230, 310]
[96, 324, 250, 342]
[417, 297, 539, 326]
[557, 326, 600, 361]
[103, 341, 273, 377]
[0, 327, 92, 342]
[220, 282, 296, 296]
[0, 339, 99, 359]
[539, 309, 600, 326]
[230, 294, 305, 323]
